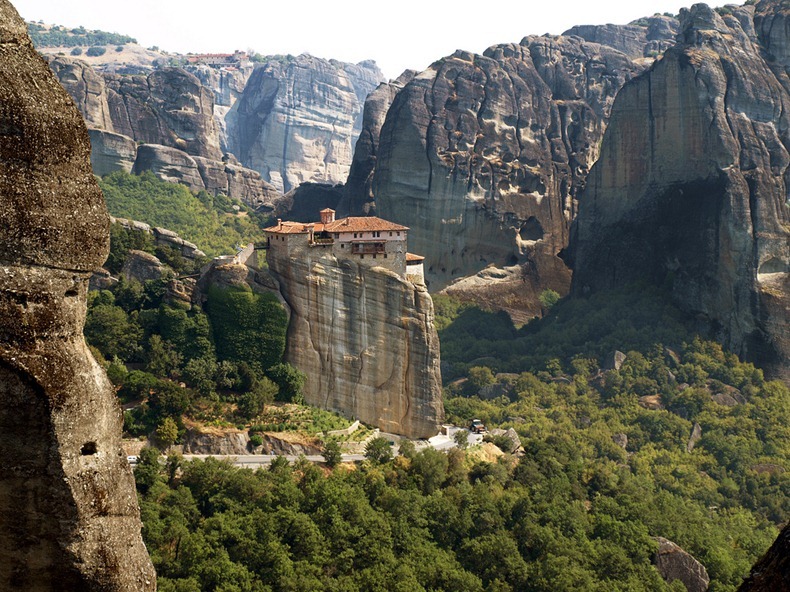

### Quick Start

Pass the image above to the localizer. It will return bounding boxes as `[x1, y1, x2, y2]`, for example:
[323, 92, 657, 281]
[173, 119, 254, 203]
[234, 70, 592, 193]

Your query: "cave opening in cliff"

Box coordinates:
[520, 217, 544, 242]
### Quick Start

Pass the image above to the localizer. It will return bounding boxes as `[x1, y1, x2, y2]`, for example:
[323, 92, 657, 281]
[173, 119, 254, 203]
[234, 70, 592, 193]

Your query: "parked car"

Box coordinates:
[127, 455, 139, 465]
[469, 419, 486, 434]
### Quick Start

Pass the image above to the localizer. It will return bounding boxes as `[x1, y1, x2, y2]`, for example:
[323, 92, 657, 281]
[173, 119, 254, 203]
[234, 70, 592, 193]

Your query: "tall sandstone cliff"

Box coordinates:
[266, 245, 444, 439]
[349, 35, 668, 320]
[570, 1, 790, 380]
[0, 2, 154, 588]
[228, 54, 384, 193]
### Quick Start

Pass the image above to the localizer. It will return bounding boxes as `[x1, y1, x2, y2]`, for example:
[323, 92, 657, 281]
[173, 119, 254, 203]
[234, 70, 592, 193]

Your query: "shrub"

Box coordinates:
[70, 47, 83, 56]
[86, 46, 106, 57]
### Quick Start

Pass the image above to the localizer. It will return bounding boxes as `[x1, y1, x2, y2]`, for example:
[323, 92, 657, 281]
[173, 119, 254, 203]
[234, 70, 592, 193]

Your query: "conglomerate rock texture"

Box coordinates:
[359, 38, 645, 319]
[738, 522, 790, 591]
[266, 245, 444, 439]
[569, 1, 790, 380]
[228, 54, 384, 193]
[0, 1, 155, 588]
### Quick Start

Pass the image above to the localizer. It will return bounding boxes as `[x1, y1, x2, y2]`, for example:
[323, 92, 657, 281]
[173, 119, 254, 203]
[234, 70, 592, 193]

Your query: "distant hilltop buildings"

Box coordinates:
[186, 50, 250, 68]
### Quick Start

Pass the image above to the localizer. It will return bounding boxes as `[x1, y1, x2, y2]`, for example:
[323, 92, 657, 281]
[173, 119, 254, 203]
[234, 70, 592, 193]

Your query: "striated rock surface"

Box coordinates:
[47, 56, 114, 129]
[738, 522, 790, 591]
[266, 244, 444, 439]
[50, 58, 222, 160]
[563, 15, 678, 59]
[229, 54, 384, 192]
[367, 37, 645, 318]
[193, 155, 283, 209]
[133, 143, 206, 191]
[570, 2, 790, 380]
[182, 428, 250, 455]
[88, 129, 137, 176]
[104, 67, 222, 160]
[0, 1, 155, 588]
[654, 537, 710, 592]
[339, 69, 417, 217]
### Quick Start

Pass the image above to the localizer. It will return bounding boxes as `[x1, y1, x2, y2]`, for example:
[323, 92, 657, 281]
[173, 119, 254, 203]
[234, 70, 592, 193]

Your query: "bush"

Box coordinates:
[365, 437, 393, 464]
[70, 47, 83, 56]
[86, 46, 106, 57]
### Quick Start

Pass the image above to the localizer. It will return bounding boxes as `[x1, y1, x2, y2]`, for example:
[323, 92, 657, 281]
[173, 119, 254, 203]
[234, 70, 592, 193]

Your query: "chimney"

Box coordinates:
[320, 208, 335, 224]
[277, 218, 282, 229]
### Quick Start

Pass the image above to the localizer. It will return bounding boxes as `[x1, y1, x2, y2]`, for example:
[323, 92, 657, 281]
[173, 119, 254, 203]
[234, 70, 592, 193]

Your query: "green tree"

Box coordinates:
[267, 362, 306, 403]
[237, 377, 277, 420]
[156, 417, 179, 448]
[365, 437, 393, 464]
[539, 288, 561, 311]
[323, 439, 342, 468]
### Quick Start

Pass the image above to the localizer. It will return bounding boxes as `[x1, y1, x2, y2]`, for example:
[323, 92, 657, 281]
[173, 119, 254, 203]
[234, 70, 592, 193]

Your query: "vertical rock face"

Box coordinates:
[104, 68, 223, 160]
[563, 15, 678, 59]
[339, 70, 417, 217]
[570, 2, 790, 380]
[267, 245, 444, 439]
[228, 54, 384, 193]
[365, 39, 644, 317]
[0, 1, 155, 589]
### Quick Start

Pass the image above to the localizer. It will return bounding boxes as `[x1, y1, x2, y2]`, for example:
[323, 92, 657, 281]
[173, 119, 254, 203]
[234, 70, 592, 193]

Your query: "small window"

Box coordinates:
[341, 244, 345, 248]
[397, 232, 400, 236]
[389, 232, 392, 237]
[361, 254, 364, 259]
[384, 254, 387, 258]
[354, 233, 357, 238]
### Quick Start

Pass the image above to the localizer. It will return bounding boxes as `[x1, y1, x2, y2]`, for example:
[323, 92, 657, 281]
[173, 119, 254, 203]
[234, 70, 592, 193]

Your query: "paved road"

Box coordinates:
[180, 453, 366, 467]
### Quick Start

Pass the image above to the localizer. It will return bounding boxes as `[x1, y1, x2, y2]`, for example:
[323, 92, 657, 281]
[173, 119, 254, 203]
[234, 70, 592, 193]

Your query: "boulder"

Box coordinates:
[0, 2, 154, 587]
[738, 523, 790, 591]
[182, 429, 250, 455]
[88, 128, 137, 176]
[120, 250, 170, 283]
[687, 422, 702, 453]
[612, 433, 628, 449]
[133, 143, 205, 191]
[654, 537, 710, 592]
[604, 350, 627, 371]
[563, 15, 678, 58]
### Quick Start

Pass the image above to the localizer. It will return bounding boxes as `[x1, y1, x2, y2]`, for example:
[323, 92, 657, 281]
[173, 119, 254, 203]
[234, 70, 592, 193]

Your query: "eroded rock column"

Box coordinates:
[0, 1, 155, 589]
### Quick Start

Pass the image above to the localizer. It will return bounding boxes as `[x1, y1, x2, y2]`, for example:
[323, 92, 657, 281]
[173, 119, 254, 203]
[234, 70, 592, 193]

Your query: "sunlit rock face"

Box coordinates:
[266, 233, 444, 439]
[0, 1, 155, 588]
[352, 37, 644, 320]
[570, 2, 790, 381]
[228, 54, 384, 193]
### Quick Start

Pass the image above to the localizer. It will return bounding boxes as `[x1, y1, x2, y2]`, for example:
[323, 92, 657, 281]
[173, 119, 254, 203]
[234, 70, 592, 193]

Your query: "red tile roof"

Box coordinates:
[265, 216, 408, 234]
[323, 217, 409, 232]
[406, 253, 425, 263]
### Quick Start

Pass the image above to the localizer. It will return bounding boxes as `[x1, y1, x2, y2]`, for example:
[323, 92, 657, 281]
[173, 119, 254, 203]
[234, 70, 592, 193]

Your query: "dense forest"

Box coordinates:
[85, 171, 788, 591]
[118, 284, 790, 591]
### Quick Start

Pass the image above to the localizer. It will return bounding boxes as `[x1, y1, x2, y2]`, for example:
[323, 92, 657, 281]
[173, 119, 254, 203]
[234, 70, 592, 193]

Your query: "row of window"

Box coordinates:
[350, 231, 401, 239]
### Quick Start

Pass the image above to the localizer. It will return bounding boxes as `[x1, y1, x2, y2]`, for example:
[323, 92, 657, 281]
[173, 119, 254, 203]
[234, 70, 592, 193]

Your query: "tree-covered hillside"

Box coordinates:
[99, 171, 268, 258]
[123, 286, 790, 591]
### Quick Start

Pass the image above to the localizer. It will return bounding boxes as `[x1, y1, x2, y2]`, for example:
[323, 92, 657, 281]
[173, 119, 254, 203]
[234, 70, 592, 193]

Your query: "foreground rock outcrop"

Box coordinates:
[570, 1, 790, 380]
[264, 226, 444, 438]
[738, 522, 790, 591]
[653, 537, 710, 592]
[0, 2, 155, 588]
